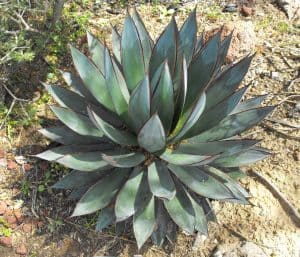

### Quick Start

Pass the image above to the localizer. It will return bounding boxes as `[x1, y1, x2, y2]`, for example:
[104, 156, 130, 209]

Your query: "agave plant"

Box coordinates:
[37, 8, 274, 248]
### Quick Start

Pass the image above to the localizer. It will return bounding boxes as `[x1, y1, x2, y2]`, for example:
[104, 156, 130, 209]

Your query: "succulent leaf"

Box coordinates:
[87, 31, 105, 73]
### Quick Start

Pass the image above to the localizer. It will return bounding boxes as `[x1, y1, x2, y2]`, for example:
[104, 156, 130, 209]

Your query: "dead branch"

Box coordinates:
[261, 122, 300, 141]
[248, 170, 300, 228]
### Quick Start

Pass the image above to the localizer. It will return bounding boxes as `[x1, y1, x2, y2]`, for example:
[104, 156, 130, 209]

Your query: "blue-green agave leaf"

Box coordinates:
[50, 106, 104, 138]
[212, 147, 271, 167]
[186, 191, 208, 234]
[137, 114, 166, 153]
[101, 151, 145, 168]
[184, 31, 221, 110]
[121, 14, 147, 91]
[179, 8, 197, 65]
[88, 108, 137, 146]
[104, 48, 130, 117]
[87, 31, 105, 73]
[132, 8, 153, 69]
[57, 151, 112, 172]
[151, 62, 174, 133]
[148, 161, 176, 200]
[112, 26, 121, 62]
[187, 106, 275, 142]
[115, 167, 144, 221]
[177, 139, 259, 156]
[70, 46, 114, 111]
[168, 164, 234, 200]
[43, 83, 88, 115]
[128, 76, 151, 132]
[187, 86, 248, 138]
[151, 199, 168, 247]
[133, 195, 156, 249]
[231, 95, 267, 114]
[96, 205, 115, 231]
[170, 93, 206, 142]
[160, 149, 211, 166]
[52, 170, 105, 189]
[150, 17, 178, 77]
[205, 54, 254, 110]
[72, 169, 130, 216]
[61, 71, 105, 107]
[36, 144, 112, 161]
[163, 181, 195, 234]
[38, 126, 104, 145]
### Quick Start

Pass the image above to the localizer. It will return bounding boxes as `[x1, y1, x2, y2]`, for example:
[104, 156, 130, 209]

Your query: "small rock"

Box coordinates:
[13, 209, 24, 223]
[7, 160, 18, 170]
[15, 244, 27, 255]
[0, 157, 7, 168]
[0, 201, 7, 215]
[293, 150, 300, 161]
[0, 236, 12, 248]
[22, 223, 33, 233]
[4, 213, 17, 226]
[239, 242, 267, 257]
[271, 71, 280, 80]
[0, 149, 5, 158]
[241, 5, 253, 16]
[24, 163, 32, 171]
[223, 3, 238, 13]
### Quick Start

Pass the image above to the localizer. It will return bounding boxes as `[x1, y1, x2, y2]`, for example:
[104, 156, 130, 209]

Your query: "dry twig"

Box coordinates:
[248, 170, 300, 228]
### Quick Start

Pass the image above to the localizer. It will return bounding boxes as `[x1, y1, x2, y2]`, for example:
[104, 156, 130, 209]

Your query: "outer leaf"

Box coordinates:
[160, 150, 211, 165]
[174, 55, 187, 119]
[61, 71, 99, 106]
[231, 95, 267, 114]
[179, 8, 197, 65]
[132, 8, 153, 70]
[87, 31, 105, 73]
[57, 151, 112, 172]
[38, 126, 103, 145]
[137, 114, 166, 153]
[212, 147, 271, 167]
[68, 186, 90, 200]
[205, 55, 254, 110]
[151, 199, 168, 246]
[115, 167, 144, 221]
[215, 31, 233, 69]
[184, 31, 220, 110]
[52, 170, 104, 189]
[151, 62, 174, 133]
[163, 181, 195, 234]
[43, 83, 88, 115]
[104, 48, 130, 116]
[194, 33, 203, 55]
[150, 62, 165, 93]
[121, 15, 146, 91]
[170, 93, 206, 142]
[186, 191, 208, 234]
[72, 169, 130, 216]
[150, 17, 178, 77]
[186, 86, 248, 138]
[96, 205, 115, 231]
[168, 164, 234, 200]
[102, 151, 145, 168]
[148, 161, 176, 199]
[128, 76, 151, 132]
[205, 166, 250, 199]
[133, 196, 156, 249]
[177, 139, 258, 156]
[36, 144, 112, 161]
[187, 106, 275, 142]
[88, 109, 137, 146]
[70, 46, 114, 111]
[50, 106, 104, 137]
[112, 26, 121, 62]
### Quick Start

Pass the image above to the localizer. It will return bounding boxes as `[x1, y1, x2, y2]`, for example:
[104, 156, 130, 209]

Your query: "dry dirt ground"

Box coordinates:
[0, 1, 299, 257]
